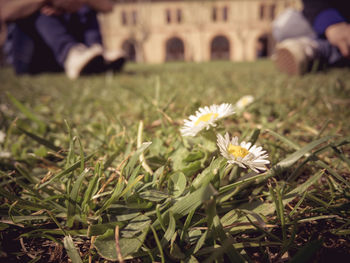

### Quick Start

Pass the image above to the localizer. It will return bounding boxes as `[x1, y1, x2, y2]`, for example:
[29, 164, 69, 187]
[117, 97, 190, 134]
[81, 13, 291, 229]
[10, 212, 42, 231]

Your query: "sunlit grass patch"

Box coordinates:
[0, 61, 350, 262]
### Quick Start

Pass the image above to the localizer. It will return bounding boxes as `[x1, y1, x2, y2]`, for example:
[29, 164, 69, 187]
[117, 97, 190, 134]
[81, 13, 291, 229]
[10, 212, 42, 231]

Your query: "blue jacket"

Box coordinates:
[303, 0, 350, 36]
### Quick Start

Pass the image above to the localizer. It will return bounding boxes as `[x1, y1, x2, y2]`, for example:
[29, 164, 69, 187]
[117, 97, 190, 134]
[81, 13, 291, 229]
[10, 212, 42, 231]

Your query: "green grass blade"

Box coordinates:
[65, 120, 75, 168]
[266, 129, 300, 150]
[119, 174, 144, 197]
[7, 92, 46, 133]
[331, 145, 350, 169]
[180, 209, 195, 243]
[283, 170, 324, 205]
[275, 135, 333, 170]
[95, 176, 125, 216]
[289, 191, 308, 217]
[152, 183, 217, 229]
[246, 128, 260, 145]
[219, 172, 271, 194]
[156, 204, 167, 232]
[210, 215, 246, 263]
[77, 136, 85, 173]
[67, 168, 88, 227]
[193, 230, 208, 254]
[150, 225, 165, 263]
[38, 152, 95, 189]
[160, 211, 176, 247]
[316, 161, 350, 187]
[103, 147, 123, 171]
[123, 142, 152, 179]
[63, 235, 83, 263]
[18, 127, 61, 152]
[81, 163, 101, 211]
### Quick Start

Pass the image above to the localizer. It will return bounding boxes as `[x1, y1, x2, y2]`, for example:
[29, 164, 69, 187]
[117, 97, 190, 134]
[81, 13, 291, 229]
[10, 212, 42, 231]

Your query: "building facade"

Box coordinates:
[99, 0, 302, 63]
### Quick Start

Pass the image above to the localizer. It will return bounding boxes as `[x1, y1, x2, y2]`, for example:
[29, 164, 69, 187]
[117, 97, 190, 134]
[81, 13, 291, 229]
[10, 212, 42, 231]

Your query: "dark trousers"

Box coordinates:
[317, 39, 350, 68]
[7, 6, 102, 74]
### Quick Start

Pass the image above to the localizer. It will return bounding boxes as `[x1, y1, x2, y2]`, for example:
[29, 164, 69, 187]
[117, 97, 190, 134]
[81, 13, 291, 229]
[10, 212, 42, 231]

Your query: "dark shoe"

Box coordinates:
[64, 44, 104, 79]
[104, 50, 126, 72]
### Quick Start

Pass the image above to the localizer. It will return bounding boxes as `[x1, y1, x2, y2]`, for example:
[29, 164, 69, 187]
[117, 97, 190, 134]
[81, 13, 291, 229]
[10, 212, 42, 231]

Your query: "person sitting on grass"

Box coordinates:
[272, 0, 350, 75]
[0, 0, 125, 79]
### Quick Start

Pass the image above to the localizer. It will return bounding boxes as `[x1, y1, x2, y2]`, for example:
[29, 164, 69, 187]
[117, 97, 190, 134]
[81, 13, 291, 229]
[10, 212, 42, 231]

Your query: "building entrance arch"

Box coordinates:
[122, 40, 136, 62]
[165, 37, 185, 61]
[210, 35, 230, 60]
[256, 34, 270, 58]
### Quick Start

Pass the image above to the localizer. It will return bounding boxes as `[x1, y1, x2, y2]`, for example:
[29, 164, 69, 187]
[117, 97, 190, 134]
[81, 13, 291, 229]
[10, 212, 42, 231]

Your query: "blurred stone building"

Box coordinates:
[99, 0, 301, 63]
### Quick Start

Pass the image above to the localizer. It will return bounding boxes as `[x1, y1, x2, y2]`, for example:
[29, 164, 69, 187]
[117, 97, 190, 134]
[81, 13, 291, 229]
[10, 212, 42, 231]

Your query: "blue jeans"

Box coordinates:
[317, 39, 348, 66]
[6, 6, 102, 74]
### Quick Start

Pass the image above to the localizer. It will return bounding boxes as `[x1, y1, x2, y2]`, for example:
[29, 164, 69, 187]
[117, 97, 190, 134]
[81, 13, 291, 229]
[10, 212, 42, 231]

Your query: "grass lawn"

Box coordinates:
[0, 60, 349, 262]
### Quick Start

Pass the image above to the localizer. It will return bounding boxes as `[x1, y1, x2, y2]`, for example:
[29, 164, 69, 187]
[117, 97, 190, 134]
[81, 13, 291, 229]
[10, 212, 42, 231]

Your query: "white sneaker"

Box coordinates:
[273, 37, 319, 75]
[64, 44, 103, 79]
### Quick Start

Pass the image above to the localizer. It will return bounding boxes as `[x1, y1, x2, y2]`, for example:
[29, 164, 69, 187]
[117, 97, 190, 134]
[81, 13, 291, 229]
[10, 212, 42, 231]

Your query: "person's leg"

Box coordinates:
[273, 8, 316, 43]
[76, 6, 102, 47]
[275, 36, 349, 75]
[8, 23, 34, 74]
[34, 11, 104, 79]
[316, 39, 350, 67]
[71, 5, 126, 72]
[34, 13, 78, 67]
[273, 9, 350, 75]
[6, 15, 60, 75]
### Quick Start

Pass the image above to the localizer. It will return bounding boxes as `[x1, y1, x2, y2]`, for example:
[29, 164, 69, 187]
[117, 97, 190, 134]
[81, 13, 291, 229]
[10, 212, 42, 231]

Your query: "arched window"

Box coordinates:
[121, 11, 127, 25]
[165, 37, 185, 61]
[223, 6, 228, 22]
[132, 10, 138, 25]
[176, 9, 182, 23]
[259, 4, 265, 20]
[122, 40, 136, 62]
[210, 35, 230, 60]
[166, 9, 171, 24]
[212, 7, 217, 21]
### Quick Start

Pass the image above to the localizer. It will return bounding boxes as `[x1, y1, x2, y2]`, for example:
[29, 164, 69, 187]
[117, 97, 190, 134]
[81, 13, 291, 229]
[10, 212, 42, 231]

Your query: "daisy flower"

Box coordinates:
[235, 95, 254, 110]
[180, 103, 235, 137]
[217, 133, 269, 172]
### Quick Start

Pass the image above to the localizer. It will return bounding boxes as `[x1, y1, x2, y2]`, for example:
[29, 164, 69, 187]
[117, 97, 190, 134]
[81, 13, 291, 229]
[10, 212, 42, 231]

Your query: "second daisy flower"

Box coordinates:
[180, 103, 235, 137]
[217, 132, 269, 172]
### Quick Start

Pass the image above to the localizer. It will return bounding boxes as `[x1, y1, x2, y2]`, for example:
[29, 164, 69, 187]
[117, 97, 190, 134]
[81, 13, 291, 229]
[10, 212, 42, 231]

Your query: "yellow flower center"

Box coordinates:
[195, 113, 218, 126]
[228, 144, 249, 158]
[241, 98, 250, 106]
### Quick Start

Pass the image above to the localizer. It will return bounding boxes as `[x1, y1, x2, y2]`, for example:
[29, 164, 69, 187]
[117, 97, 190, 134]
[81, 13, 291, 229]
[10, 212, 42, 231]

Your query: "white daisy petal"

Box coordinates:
[217, 133, 270, 172]
[235, 95, 254, 110]
[231, 136, 239, 145]
[180, 103, 235, 137]
[241, 141, 252, 150]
